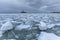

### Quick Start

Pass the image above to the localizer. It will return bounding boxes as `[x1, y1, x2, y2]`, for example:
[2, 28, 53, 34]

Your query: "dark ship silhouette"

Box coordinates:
[50, 11, 60, 13]
[21, 10, 27, 13]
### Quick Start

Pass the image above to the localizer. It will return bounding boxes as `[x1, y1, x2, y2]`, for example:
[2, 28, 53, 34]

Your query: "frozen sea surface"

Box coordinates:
[0, 13, 60, 40]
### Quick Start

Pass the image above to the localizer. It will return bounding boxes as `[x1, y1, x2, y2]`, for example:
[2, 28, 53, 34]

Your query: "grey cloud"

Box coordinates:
[0, 0, 60, 12]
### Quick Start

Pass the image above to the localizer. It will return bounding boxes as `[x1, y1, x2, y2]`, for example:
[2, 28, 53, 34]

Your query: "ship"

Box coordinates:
[21, 10, 27, 13]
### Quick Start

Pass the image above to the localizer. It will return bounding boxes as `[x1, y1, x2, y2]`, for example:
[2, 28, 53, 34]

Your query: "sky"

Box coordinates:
[0, 0, 60, 12]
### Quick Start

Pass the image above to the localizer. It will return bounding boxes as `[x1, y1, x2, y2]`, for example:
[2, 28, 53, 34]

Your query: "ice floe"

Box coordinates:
[38, 21, 55, 30]
[15, 24, 31, 30]
[0, 21, 13, 37]
[38, 32, 60, 40]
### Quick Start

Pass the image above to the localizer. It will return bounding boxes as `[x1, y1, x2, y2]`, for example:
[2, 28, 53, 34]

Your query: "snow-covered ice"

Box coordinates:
[38, 32, 60, 40]
[38, 21, 55, 30]
[0, 14, 60, 40]
[38, 21, 47, 30]
[0, 21, 13, 37]
[0, 21, 13, 30]
[15, 24, 31, 30]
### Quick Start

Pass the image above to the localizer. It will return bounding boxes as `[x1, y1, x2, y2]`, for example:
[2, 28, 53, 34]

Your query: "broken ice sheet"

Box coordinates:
[0, 13, 60, 40]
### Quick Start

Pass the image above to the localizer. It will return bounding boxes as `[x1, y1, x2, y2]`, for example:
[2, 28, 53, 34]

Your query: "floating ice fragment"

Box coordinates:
[0, 21, 13, 30]
[0, 21, 13, 37]
[38, 21, 55, 30]
[39, 21, 47, 30]
[15, 24, 31, 30]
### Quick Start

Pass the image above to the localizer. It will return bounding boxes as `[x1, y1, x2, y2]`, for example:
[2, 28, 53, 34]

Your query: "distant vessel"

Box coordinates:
[21, 10, 27, 13]
[50, 12, 60, 13]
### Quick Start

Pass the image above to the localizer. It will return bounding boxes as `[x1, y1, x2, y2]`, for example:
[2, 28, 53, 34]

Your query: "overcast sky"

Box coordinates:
[0, 0, 60, 12]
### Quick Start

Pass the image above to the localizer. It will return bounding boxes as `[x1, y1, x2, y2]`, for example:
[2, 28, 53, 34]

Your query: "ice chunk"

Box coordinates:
[38, 21, 55, 30]
[11, 21, 21, 25]
[3, 39, 16, 40]
[47, 24, 55, 28]
[0, 21, 13, 37]
[3, 18, 13, 22]
[38, 32, 60, 40]
[15, 24, 31, 30]
[0, 21, 13, 30]
[39, 21, 47, 30]
[55, 23, 60, 26]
